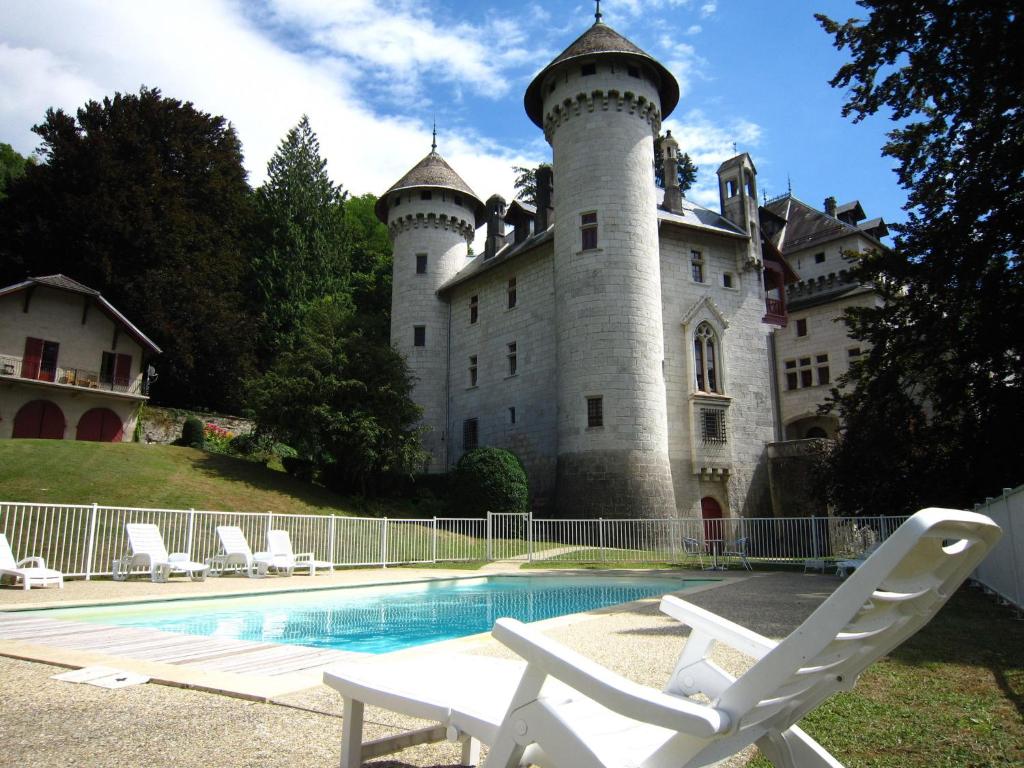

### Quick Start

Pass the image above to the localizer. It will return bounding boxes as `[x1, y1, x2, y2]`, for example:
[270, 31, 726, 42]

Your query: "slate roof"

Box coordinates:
[375, 151, 487, 226]
[655, 188, 747, 237]
[0, 274, 162, 354]
[764, 195, 884, 253]
[524, 22, 680, 127]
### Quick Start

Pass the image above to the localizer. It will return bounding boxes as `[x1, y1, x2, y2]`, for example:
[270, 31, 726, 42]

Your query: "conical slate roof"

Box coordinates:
[524, 21, 680, 127]
[375, 151, 487, 226]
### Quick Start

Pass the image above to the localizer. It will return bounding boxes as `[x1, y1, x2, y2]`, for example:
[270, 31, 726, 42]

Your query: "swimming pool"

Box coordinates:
[42, 575, 710, 654]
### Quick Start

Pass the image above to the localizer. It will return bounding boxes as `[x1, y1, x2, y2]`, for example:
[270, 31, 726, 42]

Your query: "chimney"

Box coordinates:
[535, 165, 553, 232]
[662, 131, 683, 213]
[485, 194, 506, 260]
[824, 196, 837, 217]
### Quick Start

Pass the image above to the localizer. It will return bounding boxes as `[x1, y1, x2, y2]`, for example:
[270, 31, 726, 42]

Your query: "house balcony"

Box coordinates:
[763, 297, 788, 327]
[0, 354, 146, 397]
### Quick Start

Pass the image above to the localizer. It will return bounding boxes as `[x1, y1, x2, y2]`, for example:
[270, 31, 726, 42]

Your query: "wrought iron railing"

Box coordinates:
[0, 355, 142, 395]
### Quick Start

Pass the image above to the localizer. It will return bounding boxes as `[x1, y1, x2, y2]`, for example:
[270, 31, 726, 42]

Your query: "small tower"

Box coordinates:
[662, 130, 683, 213]
[376, 147, 486, 471]
[717, 153, 762, 267]
[524, 17, 680, 518]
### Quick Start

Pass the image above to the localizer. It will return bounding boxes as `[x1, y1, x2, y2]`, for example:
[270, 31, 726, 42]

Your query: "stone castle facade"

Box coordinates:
[379, 18, 798, 520]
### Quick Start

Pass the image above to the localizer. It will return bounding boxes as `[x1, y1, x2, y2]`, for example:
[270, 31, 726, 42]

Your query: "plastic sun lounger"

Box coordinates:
[323, 508, 1000, 768]
[112, 523, 208, 583]
[208, 525, 272, 577]
[266, 530, 333, 576]
[0, 533, 64, 590]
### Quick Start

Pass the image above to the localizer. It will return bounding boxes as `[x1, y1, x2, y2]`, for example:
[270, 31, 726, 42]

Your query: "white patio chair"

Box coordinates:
[836, 541, 882, 577]
[681, 536, 705, 570]
[324, 508, 1000, 768]
[723, 536, 752, 570]
[0, 533, 64, 590]
[112, 523, 207, 583]
[266, 530, 333, 576]
[210, 525, 272, 577]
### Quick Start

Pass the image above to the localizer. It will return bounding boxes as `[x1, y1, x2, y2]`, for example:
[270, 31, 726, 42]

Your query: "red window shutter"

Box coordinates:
[113, 354, 132, 388]
[22, 337, 43, 379]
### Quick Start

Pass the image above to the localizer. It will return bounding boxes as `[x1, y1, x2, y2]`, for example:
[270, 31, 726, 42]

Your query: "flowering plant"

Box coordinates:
[203, 422, 234, 453]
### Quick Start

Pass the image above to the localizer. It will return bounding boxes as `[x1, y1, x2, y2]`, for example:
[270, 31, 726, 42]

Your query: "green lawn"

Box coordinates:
[0, 440, 421, 517]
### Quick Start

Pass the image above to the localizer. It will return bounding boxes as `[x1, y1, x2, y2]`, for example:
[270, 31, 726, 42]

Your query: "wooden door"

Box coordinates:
[12, 400, 66, 439]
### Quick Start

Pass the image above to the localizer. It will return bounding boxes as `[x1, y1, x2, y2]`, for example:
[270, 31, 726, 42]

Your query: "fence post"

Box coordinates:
[432, 517, 438, 563]
[599, 518, 606, 562]
[486, 512, 493, 561]
[381, 518, 388, 569]
[84, 502, 99, 580]
[187, 508, 196, 556]
[329, 515, 337, 565]
[527, 512, 533, 563]
[266, 510, 273, 542]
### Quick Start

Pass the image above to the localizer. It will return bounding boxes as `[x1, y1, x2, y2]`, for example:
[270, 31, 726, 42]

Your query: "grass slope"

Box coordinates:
[0, 440, 412, 517]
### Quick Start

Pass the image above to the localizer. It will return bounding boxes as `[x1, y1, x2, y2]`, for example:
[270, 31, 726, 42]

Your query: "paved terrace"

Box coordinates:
[0, 566, 843, 767]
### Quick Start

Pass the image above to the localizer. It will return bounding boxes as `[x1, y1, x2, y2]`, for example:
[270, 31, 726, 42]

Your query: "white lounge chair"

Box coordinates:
[209, 525, 271, 577]
[836, 540, 882, 577]
[0, 533, 64, 590]
[266, 530, 333, 576]
[112, 523, 208, 582]
[324, 507, 1000, 768]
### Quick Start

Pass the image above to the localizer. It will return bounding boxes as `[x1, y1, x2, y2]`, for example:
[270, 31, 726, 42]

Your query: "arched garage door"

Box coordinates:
[76, 408, 124, 442]
[12, 400, 66, 439]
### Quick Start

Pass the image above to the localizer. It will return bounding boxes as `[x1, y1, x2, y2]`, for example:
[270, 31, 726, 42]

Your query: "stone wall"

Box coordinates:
[139, 405, 254, 445]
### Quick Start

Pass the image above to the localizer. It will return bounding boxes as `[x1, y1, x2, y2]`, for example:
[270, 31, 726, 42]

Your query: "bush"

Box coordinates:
[282, 455, 316, 481]
[203, 422, 233, 453]
[180, 417, 204, 448]
[451, 448, 529, 516]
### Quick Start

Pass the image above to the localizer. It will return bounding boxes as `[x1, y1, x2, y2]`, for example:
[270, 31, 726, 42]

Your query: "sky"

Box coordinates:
[0, 0, 905, 232]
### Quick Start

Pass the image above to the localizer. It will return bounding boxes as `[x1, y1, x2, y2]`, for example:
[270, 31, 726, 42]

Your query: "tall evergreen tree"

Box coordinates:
[653, 134, 698, 195]
[816, 1, 1023, 514]
[0, 87, 256, 411]
[0, 143, 33, 200]
[252, 116, 349, 367]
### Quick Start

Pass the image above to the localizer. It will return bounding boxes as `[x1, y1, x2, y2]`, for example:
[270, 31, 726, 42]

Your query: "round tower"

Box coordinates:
[376, 148, 486, 472]
[524, 18, 680, 518]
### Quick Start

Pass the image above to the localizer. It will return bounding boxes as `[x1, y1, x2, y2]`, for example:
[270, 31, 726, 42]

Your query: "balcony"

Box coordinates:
[0, 355, 145, 396]
[763, 297, 788, 327]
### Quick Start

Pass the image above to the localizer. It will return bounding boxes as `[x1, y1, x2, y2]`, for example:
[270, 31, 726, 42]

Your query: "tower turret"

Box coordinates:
[524, 19, 679, 518]
[377, 149, 486, 471]
[717, 153, 762, 267]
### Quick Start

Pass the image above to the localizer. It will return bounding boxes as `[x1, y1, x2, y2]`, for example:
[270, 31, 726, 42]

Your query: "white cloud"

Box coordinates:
[658, 37, 709, 98]
[664, 109, 762, 207]
[685, 24, 702, 35]
[700, 2, 717, 17]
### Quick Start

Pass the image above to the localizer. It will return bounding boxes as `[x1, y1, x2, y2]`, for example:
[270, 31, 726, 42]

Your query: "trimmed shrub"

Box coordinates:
[180, 417, 204, 448]
[451, 448, 529, 516]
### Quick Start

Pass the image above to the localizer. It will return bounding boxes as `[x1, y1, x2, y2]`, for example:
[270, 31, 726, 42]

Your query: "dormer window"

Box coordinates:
[581, 63, 597, 76]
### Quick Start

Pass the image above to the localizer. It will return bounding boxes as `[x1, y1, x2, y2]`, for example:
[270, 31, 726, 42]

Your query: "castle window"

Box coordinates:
[784, 360, 798, 390]
[413, 325, 426, 347]
[627, 65, 640, 78]
[420, 190, 432, 201]
[463, 418, 478, 451]
[581, 63, 596, 76]
[700, 407, 727, 444]
[744, 171, 755, 197]
[799, 357, 813, 387]
[722, 272, 733, 288]
[469, 355, 478, 388]
[470, 295, 478, 324]
[693, 322, 720, 393]
[586, 396, 603, 428]
[507, 342, 517, 377]
[509, 407, 516, 425]
[507, 277, 517, 309]
[848, 347, 862, 360]
[581, 212, 598, 250]
[392, 195, 400, 207]
[815, 252, 826, 264]
[691, 250, 705, 283]
[454, 194, 463, 206]
[726, 179, 738, 198]
[816, 354, 830, 385]
[796, 318, 808, 337]
[415, 253, 427, 274]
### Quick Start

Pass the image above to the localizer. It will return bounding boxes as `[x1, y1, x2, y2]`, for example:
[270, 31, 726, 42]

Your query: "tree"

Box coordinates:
[816, 1, 1024, 514]
[252, 116, 349, 367]
[653, 134, 698, 195]
[0, 87, 256, 411]
[0, 143, 33, 200]
[344, 193, 393, 344]
[511, 163, 550, 205]
[246, 296, 426, 495]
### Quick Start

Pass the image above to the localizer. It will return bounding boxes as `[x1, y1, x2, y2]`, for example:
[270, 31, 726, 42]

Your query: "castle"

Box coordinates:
[378, 16, 805, 520]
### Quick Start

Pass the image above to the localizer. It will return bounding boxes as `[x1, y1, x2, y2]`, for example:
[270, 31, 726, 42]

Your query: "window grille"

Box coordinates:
[586, 396, 603, 428]
[701, 407, 727, 444]
[463, 418, 478, 451]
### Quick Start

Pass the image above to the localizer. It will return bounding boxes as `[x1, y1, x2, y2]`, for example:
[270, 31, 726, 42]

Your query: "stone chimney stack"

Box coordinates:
[662, 130, 683, 213]
[485, 194, 506, 260]
[824, 196, 837, 217]
[535, 166, 553, 232]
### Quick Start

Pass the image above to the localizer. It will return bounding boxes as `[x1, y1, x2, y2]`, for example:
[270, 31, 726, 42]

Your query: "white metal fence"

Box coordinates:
[973, 486, 1024, 611]
[1, 501, 909, 579]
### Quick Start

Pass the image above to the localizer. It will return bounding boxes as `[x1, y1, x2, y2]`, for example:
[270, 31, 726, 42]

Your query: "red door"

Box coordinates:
[12, 400, 66, 439]
[76, 408, 124, 442]
[700, 496, 724, 543]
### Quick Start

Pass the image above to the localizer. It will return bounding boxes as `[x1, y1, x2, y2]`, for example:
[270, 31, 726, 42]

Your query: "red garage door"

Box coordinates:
[76, 408, 124, 442]
[12, 400, 66, 439]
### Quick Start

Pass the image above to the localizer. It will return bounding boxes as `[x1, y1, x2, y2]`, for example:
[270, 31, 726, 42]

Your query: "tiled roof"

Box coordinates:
[765, 196, 879, 253]
[375, 151, 487, 226]
[30, 274, 99, 295]
[524, 22, 680, 127]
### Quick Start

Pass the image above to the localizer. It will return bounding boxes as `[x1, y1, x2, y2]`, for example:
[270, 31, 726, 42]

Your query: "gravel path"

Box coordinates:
[0, 571, 842, 767]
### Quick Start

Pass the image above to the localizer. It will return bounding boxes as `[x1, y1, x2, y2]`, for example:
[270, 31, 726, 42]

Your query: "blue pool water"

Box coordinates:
[43, 575, 709, 654]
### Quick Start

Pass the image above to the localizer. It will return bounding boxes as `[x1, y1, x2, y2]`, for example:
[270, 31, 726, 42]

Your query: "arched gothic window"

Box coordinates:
[694, 322, 720, 393]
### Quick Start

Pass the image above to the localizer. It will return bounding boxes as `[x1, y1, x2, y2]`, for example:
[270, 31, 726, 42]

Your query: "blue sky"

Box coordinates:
[0, 0, 903, 230]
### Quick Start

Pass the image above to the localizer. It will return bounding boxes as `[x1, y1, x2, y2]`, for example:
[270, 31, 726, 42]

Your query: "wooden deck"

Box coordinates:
[0, 612, 366, 677]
